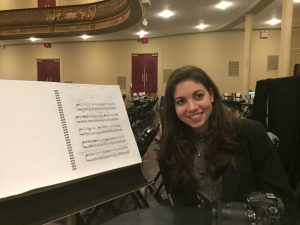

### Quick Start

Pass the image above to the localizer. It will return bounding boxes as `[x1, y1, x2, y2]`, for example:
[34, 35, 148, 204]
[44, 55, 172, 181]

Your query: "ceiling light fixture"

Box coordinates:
[142, 18, 148, 27]
[215, 1, 233, 10]
[266, 18, 281, 26]
[141, 0, 151, 7]
[196, 23, 209, 30]
[158, 9, 174, 18]
[136, 30, 148, 38]
[80, 34, 91, 40]
[29, 37, 41, 42]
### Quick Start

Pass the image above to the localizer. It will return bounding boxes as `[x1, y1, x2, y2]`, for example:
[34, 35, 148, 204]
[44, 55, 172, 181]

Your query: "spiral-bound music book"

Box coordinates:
[0, 80, 142, 199]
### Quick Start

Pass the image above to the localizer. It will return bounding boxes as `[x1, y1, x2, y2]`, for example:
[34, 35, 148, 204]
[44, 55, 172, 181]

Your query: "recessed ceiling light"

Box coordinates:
[196, 23, 209, 30]
[215, 1, 233, 10]
[266, 18, 281, 26]
[80, 35, 91, 40]
[158, 9, 174, 18]
[29, 37, 41, 42]
[136, 30, 148, 38]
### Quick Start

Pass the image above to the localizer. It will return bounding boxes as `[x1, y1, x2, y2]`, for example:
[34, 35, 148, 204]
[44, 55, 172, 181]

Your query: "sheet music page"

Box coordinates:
[0, 80, 141, 199]
[0, 80, 76, 199]
[56, 83, 142, 177]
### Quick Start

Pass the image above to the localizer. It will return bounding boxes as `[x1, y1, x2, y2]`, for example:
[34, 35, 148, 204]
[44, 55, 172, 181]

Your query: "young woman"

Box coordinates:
[158, 65, 297, 225]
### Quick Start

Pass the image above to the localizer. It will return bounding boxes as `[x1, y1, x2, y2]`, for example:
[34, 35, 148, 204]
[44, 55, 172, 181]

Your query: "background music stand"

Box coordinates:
[293, 64, 300, 76]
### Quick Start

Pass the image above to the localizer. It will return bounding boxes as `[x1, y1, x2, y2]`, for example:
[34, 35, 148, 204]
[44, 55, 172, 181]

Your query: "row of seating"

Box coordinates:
[127, 97, 160, 157]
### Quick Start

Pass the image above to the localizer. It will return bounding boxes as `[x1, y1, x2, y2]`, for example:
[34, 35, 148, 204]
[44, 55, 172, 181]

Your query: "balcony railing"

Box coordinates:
[0, 0, 142, 39]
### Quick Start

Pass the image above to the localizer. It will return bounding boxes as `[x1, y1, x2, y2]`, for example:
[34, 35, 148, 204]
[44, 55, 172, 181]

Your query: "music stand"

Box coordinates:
[0, 164, 152, 225]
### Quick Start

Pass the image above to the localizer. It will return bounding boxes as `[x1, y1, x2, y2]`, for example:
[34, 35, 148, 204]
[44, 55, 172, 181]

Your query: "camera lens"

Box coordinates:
[211, 193, 283, 225]
[212, 201, 251, 225]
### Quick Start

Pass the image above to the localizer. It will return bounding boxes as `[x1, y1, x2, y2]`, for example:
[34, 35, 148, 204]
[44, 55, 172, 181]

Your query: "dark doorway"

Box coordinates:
[131, 54, 158, 94]
[37, 59, 60, 82]
[38, 0, 56, 8]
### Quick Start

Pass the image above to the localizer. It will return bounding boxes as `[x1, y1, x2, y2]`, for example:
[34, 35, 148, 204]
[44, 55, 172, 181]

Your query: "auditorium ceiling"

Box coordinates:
[0, 0, 300, 45]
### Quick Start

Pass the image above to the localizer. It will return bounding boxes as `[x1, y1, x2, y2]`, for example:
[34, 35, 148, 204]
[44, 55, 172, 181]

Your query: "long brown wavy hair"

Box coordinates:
[158, 65, 240, 185]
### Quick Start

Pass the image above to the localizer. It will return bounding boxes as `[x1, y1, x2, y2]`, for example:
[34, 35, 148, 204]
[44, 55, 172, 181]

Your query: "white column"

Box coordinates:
[278, 0, 294, 76]
[242, 14, 253, 96]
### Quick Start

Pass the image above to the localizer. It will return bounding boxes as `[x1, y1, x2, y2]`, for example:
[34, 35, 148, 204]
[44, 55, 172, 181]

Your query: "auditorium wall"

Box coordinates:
[0, 0, 36, 10]
[0, 0, 97, 10]
[0, 29, 297, 98]
[291, 27, 300, 73]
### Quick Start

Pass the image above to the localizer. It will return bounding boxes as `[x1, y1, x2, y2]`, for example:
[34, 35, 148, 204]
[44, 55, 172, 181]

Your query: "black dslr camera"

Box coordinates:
[212, 192, 284, 225]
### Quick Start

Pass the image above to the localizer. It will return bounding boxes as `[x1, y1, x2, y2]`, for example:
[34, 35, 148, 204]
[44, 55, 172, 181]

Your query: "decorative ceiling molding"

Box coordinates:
[216, 0, 275, 31]
[0, 0, 143, 40]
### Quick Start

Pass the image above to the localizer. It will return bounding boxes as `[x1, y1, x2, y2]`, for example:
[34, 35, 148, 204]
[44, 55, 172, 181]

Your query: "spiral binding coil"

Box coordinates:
[54, 90, 77, 170]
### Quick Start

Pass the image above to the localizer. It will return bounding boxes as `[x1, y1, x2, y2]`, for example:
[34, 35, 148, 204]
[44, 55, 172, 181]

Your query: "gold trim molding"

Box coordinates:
[0, 0, 142, 40]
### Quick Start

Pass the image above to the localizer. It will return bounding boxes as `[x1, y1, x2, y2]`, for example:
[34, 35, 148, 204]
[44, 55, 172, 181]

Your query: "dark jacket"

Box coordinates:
[159, 119, 297, 225]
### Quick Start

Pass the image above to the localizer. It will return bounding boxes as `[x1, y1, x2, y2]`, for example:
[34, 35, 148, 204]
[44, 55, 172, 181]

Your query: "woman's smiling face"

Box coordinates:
[174, 79, 214, 134]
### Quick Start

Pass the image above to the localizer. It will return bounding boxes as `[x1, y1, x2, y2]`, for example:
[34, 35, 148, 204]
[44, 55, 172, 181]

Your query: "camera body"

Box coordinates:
[212, 192, 284, 225]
